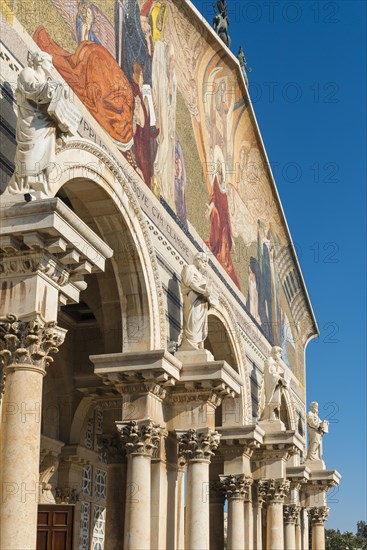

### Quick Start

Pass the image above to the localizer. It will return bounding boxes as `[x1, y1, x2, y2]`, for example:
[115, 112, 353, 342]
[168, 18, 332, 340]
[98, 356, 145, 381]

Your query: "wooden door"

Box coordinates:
[37, 505, 74, 550]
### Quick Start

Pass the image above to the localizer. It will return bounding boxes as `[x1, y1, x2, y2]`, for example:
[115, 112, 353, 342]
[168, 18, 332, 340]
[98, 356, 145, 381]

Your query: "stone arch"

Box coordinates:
[49, 138, 166, 351]
[207, 296, 253, 425]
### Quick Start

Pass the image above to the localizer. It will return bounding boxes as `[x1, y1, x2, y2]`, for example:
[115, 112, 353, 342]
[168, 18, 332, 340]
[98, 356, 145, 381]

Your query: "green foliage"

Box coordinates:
[325, 523, 367, 550]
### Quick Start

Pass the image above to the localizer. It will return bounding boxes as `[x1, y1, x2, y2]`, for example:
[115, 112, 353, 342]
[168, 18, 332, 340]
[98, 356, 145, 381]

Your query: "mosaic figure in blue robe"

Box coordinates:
[115, 0, 152, 85]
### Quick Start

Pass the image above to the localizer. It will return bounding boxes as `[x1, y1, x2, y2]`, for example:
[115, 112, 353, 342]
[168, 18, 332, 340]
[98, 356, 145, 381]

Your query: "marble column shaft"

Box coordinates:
[284, 505, 301, 550]
[117, 420, 161, 550]
[0, 315, 65, 550]
[220, 474, 253, 550]
[244, 497, 254, 550]
[258, 479, 290, 550]
[178, 428, 220, 550]
[98, 434, 126, 549]
[309, 506, 329, 550]
[209, 483, 225, 550]
[176, 459, 186, 550]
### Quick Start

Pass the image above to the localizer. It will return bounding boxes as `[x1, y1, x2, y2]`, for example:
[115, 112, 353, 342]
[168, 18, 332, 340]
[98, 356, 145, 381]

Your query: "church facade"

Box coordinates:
[0, 1, 340, 549]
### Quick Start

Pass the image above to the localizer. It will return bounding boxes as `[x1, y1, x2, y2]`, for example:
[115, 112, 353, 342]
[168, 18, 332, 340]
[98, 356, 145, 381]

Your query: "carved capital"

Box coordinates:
[177, 428, 221, 463]
[0, 315, 66, 373]
[55, 487, 79, 505]
[209, 480, 226, 502]
[97, 434, 125, 464]
[219, 474, 252, 501]
[117, 420, 161, 457]
[284, 505, 301, 524]
[308, 506, 330, 525]
[257, 479, 290, 504]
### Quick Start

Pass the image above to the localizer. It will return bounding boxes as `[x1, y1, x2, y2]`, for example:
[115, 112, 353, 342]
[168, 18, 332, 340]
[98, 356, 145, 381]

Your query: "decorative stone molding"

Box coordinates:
[55, 487, 79, 505]
[0, 314, 66, 371]
[257, 479, 291, 504]
[283, 505, 301, 524]
[0, 251, 70, 287]
[169, 390, 222, 407]
[39, 454, 59, 504]
[308, 506, 330, 525]
[97, 434, 125, 465]
[117, 420, 161, 457]
[219, 474, 252, 501]
[117, 382, 168, 400]
[177, 428, 221, 463]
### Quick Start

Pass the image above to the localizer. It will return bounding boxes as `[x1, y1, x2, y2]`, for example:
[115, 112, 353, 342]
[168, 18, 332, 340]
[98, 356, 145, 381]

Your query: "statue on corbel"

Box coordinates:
[259, 346, 291, 429]
[306, 401, 329, 469]
[7, 50, 81, 201]
[175, 252, 218, 363]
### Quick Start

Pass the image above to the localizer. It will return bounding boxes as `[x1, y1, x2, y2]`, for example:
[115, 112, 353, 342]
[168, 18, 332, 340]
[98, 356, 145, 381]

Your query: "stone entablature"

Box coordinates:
[0, 198, 113, 311]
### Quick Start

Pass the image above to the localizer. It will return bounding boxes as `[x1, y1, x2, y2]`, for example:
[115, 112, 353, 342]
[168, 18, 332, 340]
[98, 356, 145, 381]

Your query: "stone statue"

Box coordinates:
[237, 46, 251, 87]
[8, 50, 81, 198]
[306, 401, 329, 462]
[260, 346, 289, 422]
[179, 253, 218, 351]
[213, 0, 231, 48]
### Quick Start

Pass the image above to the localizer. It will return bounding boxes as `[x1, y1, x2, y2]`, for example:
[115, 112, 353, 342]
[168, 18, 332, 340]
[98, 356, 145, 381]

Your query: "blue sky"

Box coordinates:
[191, 0, 366, 532]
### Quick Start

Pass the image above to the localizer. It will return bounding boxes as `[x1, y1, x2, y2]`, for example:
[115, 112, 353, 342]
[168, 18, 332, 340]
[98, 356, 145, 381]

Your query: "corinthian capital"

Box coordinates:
[117, 420, 161, 457]
[97, 434, 125, 464]
[219, 474, 252, 501]
[257, 478, 290, 504]
[0, 314, 66, 371]
[284, 505, 301, 524]
[308, 506, 330, 525]
[177, 428, 221, 463]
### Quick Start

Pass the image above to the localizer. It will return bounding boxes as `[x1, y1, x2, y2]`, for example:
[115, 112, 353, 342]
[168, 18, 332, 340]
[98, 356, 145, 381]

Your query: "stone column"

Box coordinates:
[220, 474, 251, 550]
[300, 507, 309, 550]
[244, 482, 254, 550]
[117, 420, 161, 550]
[98, 434, 127, 549]
[209, 481, 225, 550]
[258, 479, 290, 550]
[151, 429, 168, 550]
[308, 506, 329, 550]
[254, 483, 265, 550]
[295, 515, 302, 550]
[284, 505, 300, 550]
[177, 428, 221, 550]
[0, 315, 65, 550]
[176, 457, 186, 550]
